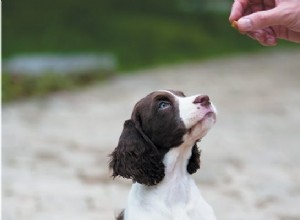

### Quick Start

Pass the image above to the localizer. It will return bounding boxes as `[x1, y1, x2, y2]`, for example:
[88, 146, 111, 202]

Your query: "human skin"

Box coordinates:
[229, 0, 300, 46]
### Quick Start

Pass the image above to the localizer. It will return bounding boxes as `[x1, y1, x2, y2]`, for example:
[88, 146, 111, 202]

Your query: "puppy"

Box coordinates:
[110, 90, 217, 220]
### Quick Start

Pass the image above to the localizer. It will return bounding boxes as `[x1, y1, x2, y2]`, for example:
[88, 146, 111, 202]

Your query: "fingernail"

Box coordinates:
[238, 18, 252, 31]
[253, 33, 262, 41]
[266, 36, 276, 45]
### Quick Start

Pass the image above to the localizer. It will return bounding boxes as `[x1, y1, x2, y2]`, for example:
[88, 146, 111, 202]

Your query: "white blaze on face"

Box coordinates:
[176, 95, 216, 127]
[177, 95, 203, 129]
[176, 93, 217, 140]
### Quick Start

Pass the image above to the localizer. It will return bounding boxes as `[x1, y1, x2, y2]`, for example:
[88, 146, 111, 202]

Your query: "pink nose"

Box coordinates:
[193, 95, 210, 107]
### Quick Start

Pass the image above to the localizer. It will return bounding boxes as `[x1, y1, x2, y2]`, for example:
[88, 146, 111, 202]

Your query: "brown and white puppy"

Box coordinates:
[110, 90, 217, 220]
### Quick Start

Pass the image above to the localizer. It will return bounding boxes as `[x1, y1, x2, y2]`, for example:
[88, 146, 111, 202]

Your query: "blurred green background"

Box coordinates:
[2, 0, 294, 102]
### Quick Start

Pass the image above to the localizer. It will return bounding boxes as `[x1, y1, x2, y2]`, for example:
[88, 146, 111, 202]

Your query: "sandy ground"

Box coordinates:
[3, 49, 300, 220]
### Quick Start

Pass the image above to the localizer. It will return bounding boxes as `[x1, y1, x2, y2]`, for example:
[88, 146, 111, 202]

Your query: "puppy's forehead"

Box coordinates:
[134, 90, 184, 111]
[155, 90, 185, 98]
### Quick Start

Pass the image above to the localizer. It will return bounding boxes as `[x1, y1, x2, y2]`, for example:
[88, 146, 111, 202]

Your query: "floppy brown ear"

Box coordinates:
[109, 120, 165, 186]
[187, 144, 201, 174]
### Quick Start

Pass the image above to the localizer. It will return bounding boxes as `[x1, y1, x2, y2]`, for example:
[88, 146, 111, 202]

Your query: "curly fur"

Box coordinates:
[109, 91, 201, 186]
[109, 120, 165, 185]
[187, 144, 201, 174]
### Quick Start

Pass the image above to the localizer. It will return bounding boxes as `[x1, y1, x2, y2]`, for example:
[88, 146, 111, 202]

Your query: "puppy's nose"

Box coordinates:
[193, 95, 210, 107]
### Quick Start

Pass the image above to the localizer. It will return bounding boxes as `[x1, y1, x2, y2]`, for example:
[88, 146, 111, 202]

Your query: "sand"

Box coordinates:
[3, 49, 300, 220]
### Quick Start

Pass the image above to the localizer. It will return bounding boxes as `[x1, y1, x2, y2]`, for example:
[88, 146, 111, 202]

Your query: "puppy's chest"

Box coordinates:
[160, 147, 195, 207]
[130, 177, 215, 220]
[162, 177, 191, 206]
[154, 178, 202, 220]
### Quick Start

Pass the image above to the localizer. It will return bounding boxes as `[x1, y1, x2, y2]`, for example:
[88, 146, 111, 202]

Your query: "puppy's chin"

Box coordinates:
[201, 112, 216, 128]
[189, 112, 216, 141]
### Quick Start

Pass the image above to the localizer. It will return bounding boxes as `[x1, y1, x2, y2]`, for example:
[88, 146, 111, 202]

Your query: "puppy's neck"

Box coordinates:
[163, 142, 195, 180]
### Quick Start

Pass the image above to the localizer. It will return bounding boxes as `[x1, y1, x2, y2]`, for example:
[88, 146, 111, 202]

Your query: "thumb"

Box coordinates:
[237, 7, 285, 31]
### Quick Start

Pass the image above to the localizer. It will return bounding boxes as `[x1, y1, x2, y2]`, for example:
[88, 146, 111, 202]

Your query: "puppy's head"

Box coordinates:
[109, 90, 216, 186]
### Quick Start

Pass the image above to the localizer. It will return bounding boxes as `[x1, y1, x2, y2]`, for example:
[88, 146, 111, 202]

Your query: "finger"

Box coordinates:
[258, 37, 278, 46]
[229, 0, 249, 22]
[263, 0, 275, 10]
[283, 31, 300, 43]
[250, 0, 275, 9]
[274, 26, 300, 43]
[246, 32, 260, 40]
[237, 6, 286, 32]
[250, 3, 264, 14]
[246, 29, 277, 46]
[260, 34, 277, 46]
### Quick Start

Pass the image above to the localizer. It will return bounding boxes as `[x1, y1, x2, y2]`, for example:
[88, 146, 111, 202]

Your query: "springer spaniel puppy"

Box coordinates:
[110, 90, 217, 220]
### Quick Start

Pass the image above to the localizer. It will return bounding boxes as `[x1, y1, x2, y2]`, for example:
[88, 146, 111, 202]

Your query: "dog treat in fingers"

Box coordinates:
[231, 20, 239, 30]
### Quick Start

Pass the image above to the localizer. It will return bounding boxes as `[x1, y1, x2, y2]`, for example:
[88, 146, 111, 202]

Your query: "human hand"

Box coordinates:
[229, 0, 300, 46]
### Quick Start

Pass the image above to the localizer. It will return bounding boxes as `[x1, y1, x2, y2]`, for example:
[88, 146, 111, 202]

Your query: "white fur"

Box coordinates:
[122, 91, 217, 220]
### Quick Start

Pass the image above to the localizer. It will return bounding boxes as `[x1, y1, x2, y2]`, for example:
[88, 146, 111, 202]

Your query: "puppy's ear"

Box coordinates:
[109, 120, 165, 186]
[187, 144, 201, 174]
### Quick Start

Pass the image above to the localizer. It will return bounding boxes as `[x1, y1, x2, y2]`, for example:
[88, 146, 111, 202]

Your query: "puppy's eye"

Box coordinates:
[158, 101, 171, 110]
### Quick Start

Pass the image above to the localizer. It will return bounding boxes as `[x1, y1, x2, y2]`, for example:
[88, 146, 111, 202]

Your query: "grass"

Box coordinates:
[4, 12, 264, 70]
[3, 10, 295, 102]
[2, 71, 113, 102]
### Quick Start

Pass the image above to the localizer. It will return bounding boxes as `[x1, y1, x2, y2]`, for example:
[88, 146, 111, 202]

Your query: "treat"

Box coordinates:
[231, 20, 238, 29]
